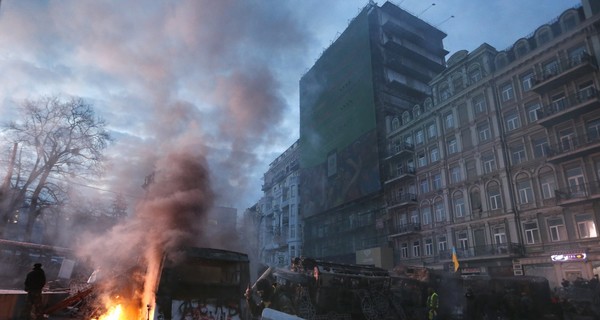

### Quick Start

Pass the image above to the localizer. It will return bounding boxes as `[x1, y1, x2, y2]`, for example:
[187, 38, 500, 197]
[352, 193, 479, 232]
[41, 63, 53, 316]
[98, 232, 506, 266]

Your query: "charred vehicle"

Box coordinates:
[270, 257, 403, 320]
[154, 247, 251, 320]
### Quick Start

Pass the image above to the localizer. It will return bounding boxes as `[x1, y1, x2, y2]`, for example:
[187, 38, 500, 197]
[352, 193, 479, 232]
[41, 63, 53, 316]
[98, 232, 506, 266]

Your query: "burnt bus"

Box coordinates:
[154, 247, 251, 320]
[272, 257, 402, 320]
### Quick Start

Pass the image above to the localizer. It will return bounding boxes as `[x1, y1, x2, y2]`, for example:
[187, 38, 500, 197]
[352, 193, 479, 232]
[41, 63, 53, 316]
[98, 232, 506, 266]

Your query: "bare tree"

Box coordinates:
[0, 96, 111, 241]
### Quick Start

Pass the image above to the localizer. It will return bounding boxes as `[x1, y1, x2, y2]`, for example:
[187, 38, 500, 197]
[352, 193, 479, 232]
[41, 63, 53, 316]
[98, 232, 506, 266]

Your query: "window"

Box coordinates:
[517, 178, 533, 204]
[527, 102, 541, 123]
[418, 152, 427, 167]
[478, 122, 491, 142]
[432, 173, 442, 190]
[473, 95, 487, 114]
[523, 221, 541, 244]
[454, 193, 465, 218]
[469, 68, 482, 84]
[415, 129, 424, 145]
[425, 239, 433, 256]
[470, 189, 482, 211]
[493, 226, 507, 244]
[521, 72, 534, 91]
[410, 209, 420, 224]
[533, 136, 549, 158]
[505, 110, 521, 131]
[576, 213, 597, 238]
[402, 112, 411, 125]
[540, 170, 556, 199]
[501, 82, 514, 101]
[413, 105, 422, 118]
[547, 217, 567, 242]
[482, 152, 496, 173]
[438, 236, 447, 252]
[420, 178, 429, 194]
[488, 182, 502, 210]
[391, 118, 400, 131]
[543, 60, 560, 78]
[537, 29, 551, 46]
[401, 243, 408, 258]
[560, 128, 577, 152]
[440, 85, 451, 101]
[445, 112, 455, 130]
[466, 160, 477, 180]
[516, 42, 528, 57]
[405, 134, 413, 146]
[569, 45, 587, 66]
[511, 143, 527, 165]
[562, 13, 578, 31]
[422, 207, 432, 225]
[450, 165, 462, 184]
[567, 166, 585, 196]
[447, 137, 458, 154]
[434, 199, 446, 222]
[413, 241, 421, 257]
[587, 118, 600, 142]
[430, 147, 440, 162]
[550, 93, 567, 114]
[453, 75, 464, 92]
[578, 80, 595, 101]
[457, 231, 469, 250]
[427, 122, 437, 139]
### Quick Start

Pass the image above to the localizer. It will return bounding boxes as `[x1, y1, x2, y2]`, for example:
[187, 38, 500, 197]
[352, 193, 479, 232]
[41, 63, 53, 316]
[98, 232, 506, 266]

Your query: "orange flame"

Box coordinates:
[96, 304, 123, 320]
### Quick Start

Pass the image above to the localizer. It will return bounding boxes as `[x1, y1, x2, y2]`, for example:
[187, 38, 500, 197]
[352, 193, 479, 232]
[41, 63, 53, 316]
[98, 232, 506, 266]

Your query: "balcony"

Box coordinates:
[545, 135, 600, 163]
[437, 243, 524, 261]
[555, 181, 600, 206]
[387, 193, 417, 209]
[536, 88, 600, 127]
[385, 142, 415, 159]
[531, 53, 598, 94]
[385, 167, 416, 184]
[388, 222, 421, 239]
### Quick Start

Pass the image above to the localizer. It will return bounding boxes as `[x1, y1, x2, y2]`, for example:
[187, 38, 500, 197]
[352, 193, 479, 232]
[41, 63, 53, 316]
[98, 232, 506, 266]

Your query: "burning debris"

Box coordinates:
[65, 151, 215, 319]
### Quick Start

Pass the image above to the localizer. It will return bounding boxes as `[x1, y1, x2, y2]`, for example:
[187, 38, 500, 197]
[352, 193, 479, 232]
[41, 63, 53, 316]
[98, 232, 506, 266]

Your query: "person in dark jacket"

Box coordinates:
[245, 278, 295, 318]
[24, 263, 46, 320]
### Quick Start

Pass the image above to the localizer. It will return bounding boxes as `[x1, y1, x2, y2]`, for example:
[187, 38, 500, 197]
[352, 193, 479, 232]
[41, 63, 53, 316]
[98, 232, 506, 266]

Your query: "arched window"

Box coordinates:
[392, 117, 400, 131]
[470, 187, 481, 212]
[516, 173, 533, 205]
[536, 26, 553, 47]
[561, 11, 578, 31]
[453, 191, 465, 218]
[487, 181, 503, 210]
[514, 39, 529, 58]
[402, 111, 411, 125]
[424, 98, 433, 111]
[413, 105, 422, 118]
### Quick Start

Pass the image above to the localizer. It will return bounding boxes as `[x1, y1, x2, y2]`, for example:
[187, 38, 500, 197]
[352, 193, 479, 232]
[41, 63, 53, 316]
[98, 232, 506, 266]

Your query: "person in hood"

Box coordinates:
[24, 263, 46, 320]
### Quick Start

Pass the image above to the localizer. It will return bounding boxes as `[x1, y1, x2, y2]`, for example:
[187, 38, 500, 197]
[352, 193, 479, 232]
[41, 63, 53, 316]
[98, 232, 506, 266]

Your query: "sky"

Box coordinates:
[0, 0, 581, 216]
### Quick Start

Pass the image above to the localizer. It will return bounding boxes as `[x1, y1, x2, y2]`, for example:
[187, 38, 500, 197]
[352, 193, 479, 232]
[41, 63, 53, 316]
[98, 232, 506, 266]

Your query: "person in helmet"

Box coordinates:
[245, 278, 295, 317]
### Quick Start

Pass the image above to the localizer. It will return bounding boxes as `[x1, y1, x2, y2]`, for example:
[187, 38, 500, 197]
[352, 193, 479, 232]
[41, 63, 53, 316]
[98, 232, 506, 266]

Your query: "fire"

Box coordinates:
[96, 304, 123, 320]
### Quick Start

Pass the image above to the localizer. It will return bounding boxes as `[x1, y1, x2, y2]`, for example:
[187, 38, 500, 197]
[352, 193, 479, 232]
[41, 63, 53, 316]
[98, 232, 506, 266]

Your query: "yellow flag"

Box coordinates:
[452, 247, 460, 272]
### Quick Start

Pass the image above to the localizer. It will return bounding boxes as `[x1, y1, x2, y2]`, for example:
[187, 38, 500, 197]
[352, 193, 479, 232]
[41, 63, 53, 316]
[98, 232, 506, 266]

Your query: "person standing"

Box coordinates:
[245, 278, 295, 318]
[24, 263, 46, 320]
[426, 287, 439, 320]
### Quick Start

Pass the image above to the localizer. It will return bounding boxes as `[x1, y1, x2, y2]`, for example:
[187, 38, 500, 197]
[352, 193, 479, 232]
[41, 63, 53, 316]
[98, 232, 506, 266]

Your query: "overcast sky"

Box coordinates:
[0, 0, 580, 214]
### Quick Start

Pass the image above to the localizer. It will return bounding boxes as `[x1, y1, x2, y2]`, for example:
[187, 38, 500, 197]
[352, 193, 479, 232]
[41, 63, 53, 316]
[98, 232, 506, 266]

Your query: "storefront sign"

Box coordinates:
[551, 252, 587, 262]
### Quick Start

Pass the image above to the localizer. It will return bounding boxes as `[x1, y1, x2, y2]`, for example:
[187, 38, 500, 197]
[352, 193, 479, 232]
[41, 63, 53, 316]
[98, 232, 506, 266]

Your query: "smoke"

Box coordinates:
[77, 150, 214, 318]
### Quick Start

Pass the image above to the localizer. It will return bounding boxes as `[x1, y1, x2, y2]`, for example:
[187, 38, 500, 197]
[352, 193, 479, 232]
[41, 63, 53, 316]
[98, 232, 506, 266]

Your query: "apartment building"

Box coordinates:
[299, 1, 447, 263]
[386, 1, 600, 288]
[257, 140, 301, 268]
